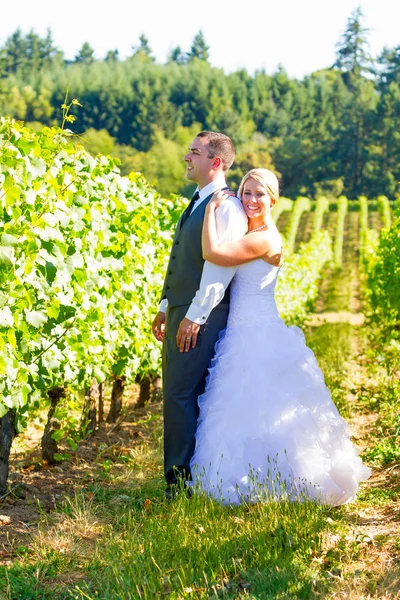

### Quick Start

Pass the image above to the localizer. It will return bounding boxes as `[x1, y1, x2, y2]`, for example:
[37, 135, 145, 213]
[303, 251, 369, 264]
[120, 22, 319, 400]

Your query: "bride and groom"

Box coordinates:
[152, 131, 370, 505]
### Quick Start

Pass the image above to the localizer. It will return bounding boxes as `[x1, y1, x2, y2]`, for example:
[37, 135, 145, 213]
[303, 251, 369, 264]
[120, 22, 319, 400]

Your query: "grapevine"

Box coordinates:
[272, 197, 293, 224]
[312, 196, 329, 233]
[377, 195, 392, 230]
[0, 117, 185, 487]
[285, 197, 311, 254]
[333, 195, 347, 267]
[276, 231, 332, 325]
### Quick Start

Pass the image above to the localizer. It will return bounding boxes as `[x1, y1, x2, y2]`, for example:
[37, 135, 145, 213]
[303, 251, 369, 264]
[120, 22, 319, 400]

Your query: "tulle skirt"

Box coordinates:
[190, 320, 371, 506]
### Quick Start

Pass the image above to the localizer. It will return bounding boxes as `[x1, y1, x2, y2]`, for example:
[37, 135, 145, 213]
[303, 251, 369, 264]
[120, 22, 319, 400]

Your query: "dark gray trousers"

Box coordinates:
[162, 303, 229, 484]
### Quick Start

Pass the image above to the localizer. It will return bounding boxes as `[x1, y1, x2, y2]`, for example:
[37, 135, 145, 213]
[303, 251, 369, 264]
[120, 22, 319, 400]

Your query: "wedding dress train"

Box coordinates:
[190, 259, 371, 506]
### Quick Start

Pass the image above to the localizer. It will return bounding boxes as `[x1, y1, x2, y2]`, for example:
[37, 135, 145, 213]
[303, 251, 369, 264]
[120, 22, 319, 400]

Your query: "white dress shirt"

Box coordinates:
[159, 176, 248, 324]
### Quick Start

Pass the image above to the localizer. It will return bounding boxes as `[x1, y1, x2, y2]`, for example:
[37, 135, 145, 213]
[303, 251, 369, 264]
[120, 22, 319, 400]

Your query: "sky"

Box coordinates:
[1, 0, 399, 78]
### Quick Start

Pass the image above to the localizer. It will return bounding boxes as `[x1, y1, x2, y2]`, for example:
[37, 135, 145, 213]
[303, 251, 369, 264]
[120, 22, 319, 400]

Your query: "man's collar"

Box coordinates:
[197, 176, 227, 201]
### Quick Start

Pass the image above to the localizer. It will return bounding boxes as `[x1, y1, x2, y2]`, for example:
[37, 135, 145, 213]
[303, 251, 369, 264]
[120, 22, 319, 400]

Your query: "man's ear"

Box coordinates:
[213, 156, 222, 170]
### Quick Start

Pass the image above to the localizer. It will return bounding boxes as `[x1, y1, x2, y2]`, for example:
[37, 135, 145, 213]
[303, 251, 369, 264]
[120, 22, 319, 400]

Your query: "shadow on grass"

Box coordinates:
[68, 487, 336, 600]
[1, 476, 340, 600]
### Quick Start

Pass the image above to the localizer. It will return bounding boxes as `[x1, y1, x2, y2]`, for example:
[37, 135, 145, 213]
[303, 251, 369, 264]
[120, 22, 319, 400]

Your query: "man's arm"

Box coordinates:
[152, 288, 168, 342]
[159, 298, 168, 313]
[152, 310, 166, 342]
[176, 197, 247, 352]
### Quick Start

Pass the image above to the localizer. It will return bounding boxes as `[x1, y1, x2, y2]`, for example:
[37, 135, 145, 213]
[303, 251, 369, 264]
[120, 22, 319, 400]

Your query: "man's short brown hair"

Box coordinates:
[197, 131, 235, 172]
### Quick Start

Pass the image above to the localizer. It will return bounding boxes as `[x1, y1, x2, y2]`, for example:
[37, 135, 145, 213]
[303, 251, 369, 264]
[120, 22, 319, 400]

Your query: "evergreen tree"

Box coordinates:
[167, 46, 187, 65]
[331, 7, 377, 196]
[0, 29, 28, 75]
[132, 34, 154, 61]
[0, 24, 398, 197]
[105, 49, 119, 62]
[188, 30, 210, 62]
[370, 82, 400, 197]
[75, 42, 95, 64]
[334, 7, 373, 82]
[378, 45, 400, 89]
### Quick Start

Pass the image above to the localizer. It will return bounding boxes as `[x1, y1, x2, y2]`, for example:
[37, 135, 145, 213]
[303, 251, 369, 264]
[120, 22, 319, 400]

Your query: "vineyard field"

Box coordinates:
[0, 119, 399, 599]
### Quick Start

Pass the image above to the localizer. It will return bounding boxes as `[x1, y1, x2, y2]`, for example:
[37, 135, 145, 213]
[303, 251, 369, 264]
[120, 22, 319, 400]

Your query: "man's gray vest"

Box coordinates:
[161, 193, 230, 309]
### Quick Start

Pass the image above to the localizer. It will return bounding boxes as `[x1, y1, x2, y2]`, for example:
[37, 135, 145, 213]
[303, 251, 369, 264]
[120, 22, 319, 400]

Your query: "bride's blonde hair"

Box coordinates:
[238, 168, 280, 206]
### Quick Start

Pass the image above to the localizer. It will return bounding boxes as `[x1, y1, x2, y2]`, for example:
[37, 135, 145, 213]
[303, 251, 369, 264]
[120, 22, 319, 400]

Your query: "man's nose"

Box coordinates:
[184, 154, 191, 162]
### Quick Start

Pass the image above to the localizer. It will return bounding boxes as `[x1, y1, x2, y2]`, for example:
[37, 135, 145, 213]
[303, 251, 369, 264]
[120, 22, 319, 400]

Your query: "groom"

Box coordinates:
[152, 131, 247, 497]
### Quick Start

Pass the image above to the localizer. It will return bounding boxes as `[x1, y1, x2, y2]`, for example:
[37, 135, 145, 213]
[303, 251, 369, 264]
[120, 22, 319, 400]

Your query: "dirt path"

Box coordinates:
[308, 214, 400, 599]
[340, 351, 400, 599]
[0, 393, 161, 563]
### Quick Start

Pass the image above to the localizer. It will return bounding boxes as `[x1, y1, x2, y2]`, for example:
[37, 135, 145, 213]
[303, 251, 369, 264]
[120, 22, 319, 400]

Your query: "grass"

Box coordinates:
[357, 484, 399, 506]
[1, 319, 371, 600]
[320, 267, 355, 313]
[344, 328, 400, 470]
[0, 461, 343, 600]
[73, 492, 333, 599]
[1, 265, 399, 598]
[305, 322, 354, 416]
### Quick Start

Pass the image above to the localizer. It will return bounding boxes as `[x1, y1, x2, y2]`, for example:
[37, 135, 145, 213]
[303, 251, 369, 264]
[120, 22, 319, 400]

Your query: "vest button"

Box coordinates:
[166, 286, 170, 290]
[169, 271, 172, 275]
[172, 256, 176, 259]
[175, 241, 180, 245]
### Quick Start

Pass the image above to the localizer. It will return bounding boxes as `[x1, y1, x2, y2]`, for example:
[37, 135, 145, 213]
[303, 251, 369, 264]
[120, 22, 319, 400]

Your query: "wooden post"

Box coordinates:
[98, 381, 105, 424]
[0, 411, 16, 495]
[137, 375, 151, 408]
[107, 377, 125, 423]
[41, 387, 66, 465]
[81, 378, 98, 436]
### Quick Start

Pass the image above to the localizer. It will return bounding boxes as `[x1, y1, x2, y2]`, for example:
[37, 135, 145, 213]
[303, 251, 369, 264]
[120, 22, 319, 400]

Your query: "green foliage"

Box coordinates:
[132, 34, 154, 62]
[118, 126, 201, 197]
[0, 18, 399, 199]
[74, 42, 95, 65]
[358, 337, 400, 468]
[167, 46, 187, 65]
[276, 231, 332, 325]
[362, 439, 400, 466]
[334, 6, 374, 80]
[229, 138, 275, 190]
[272, 197, 293, 223]
[0, 28, 62, 76]
[188, 30, 210, 62]
[377, 195, 392, 229]
[358, 195, 380, 276]
[305, 322, 353, 416]
[333, 195, 348, 266]
[0, 117, 183, 422]
[312, 196, 329, 233]
[285, 197, 311, 253]
[378, 45, 400, 88]
[366, 211, 400, 338]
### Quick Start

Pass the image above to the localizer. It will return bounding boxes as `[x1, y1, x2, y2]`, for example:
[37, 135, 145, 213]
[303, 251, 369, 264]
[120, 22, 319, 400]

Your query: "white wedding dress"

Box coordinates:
[190, 259, 371, 506]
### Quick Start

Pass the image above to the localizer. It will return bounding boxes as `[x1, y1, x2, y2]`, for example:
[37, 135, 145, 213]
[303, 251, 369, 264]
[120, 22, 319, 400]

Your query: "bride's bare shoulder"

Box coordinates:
[262, 224, 284, 265]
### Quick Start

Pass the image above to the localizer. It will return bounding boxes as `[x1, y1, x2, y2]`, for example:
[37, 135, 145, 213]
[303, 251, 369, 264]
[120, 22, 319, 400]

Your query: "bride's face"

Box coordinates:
[241, 178, 272, 220]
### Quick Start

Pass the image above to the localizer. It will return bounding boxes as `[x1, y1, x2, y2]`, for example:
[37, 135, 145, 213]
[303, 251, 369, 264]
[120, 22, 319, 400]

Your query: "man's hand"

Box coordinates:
[152, 312, 166, 342]
[176, 317, 201, 352]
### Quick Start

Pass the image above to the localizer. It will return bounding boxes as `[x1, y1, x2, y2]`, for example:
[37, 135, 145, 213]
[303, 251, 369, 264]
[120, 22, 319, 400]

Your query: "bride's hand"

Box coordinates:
[209, 190, 236, 208]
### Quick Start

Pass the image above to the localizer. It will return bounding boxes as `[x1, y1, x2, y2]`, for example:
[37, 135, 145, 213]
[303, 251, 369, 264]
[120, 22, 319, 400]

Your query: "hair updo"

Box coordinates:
[238, 168, 280, 206]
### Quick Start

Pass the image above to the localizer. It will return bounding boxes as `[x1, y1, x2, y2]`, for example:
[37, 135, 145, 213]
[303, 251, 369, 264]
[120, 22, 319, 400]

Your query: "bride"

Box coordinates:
[189, 168, 371, 506]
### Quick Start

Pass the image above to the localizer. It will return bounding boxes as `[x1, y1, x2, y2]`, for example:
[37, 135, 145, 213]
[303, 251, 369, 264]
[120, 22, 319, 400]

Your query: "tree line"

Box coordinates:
[0, 8, 399, 199]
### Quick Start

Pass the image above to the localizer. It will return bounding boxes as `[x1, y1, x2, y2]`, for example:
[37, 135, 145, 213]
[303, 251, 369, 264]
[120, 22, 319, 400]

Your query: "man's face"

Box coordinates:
[184, 137, 216, 185]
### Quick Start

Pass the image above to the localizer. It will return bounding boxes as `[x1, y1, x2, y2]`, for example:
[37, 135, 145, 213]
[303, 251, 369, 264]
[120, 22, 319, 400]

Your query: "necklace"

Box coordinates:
[245, 223, 269, 235]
